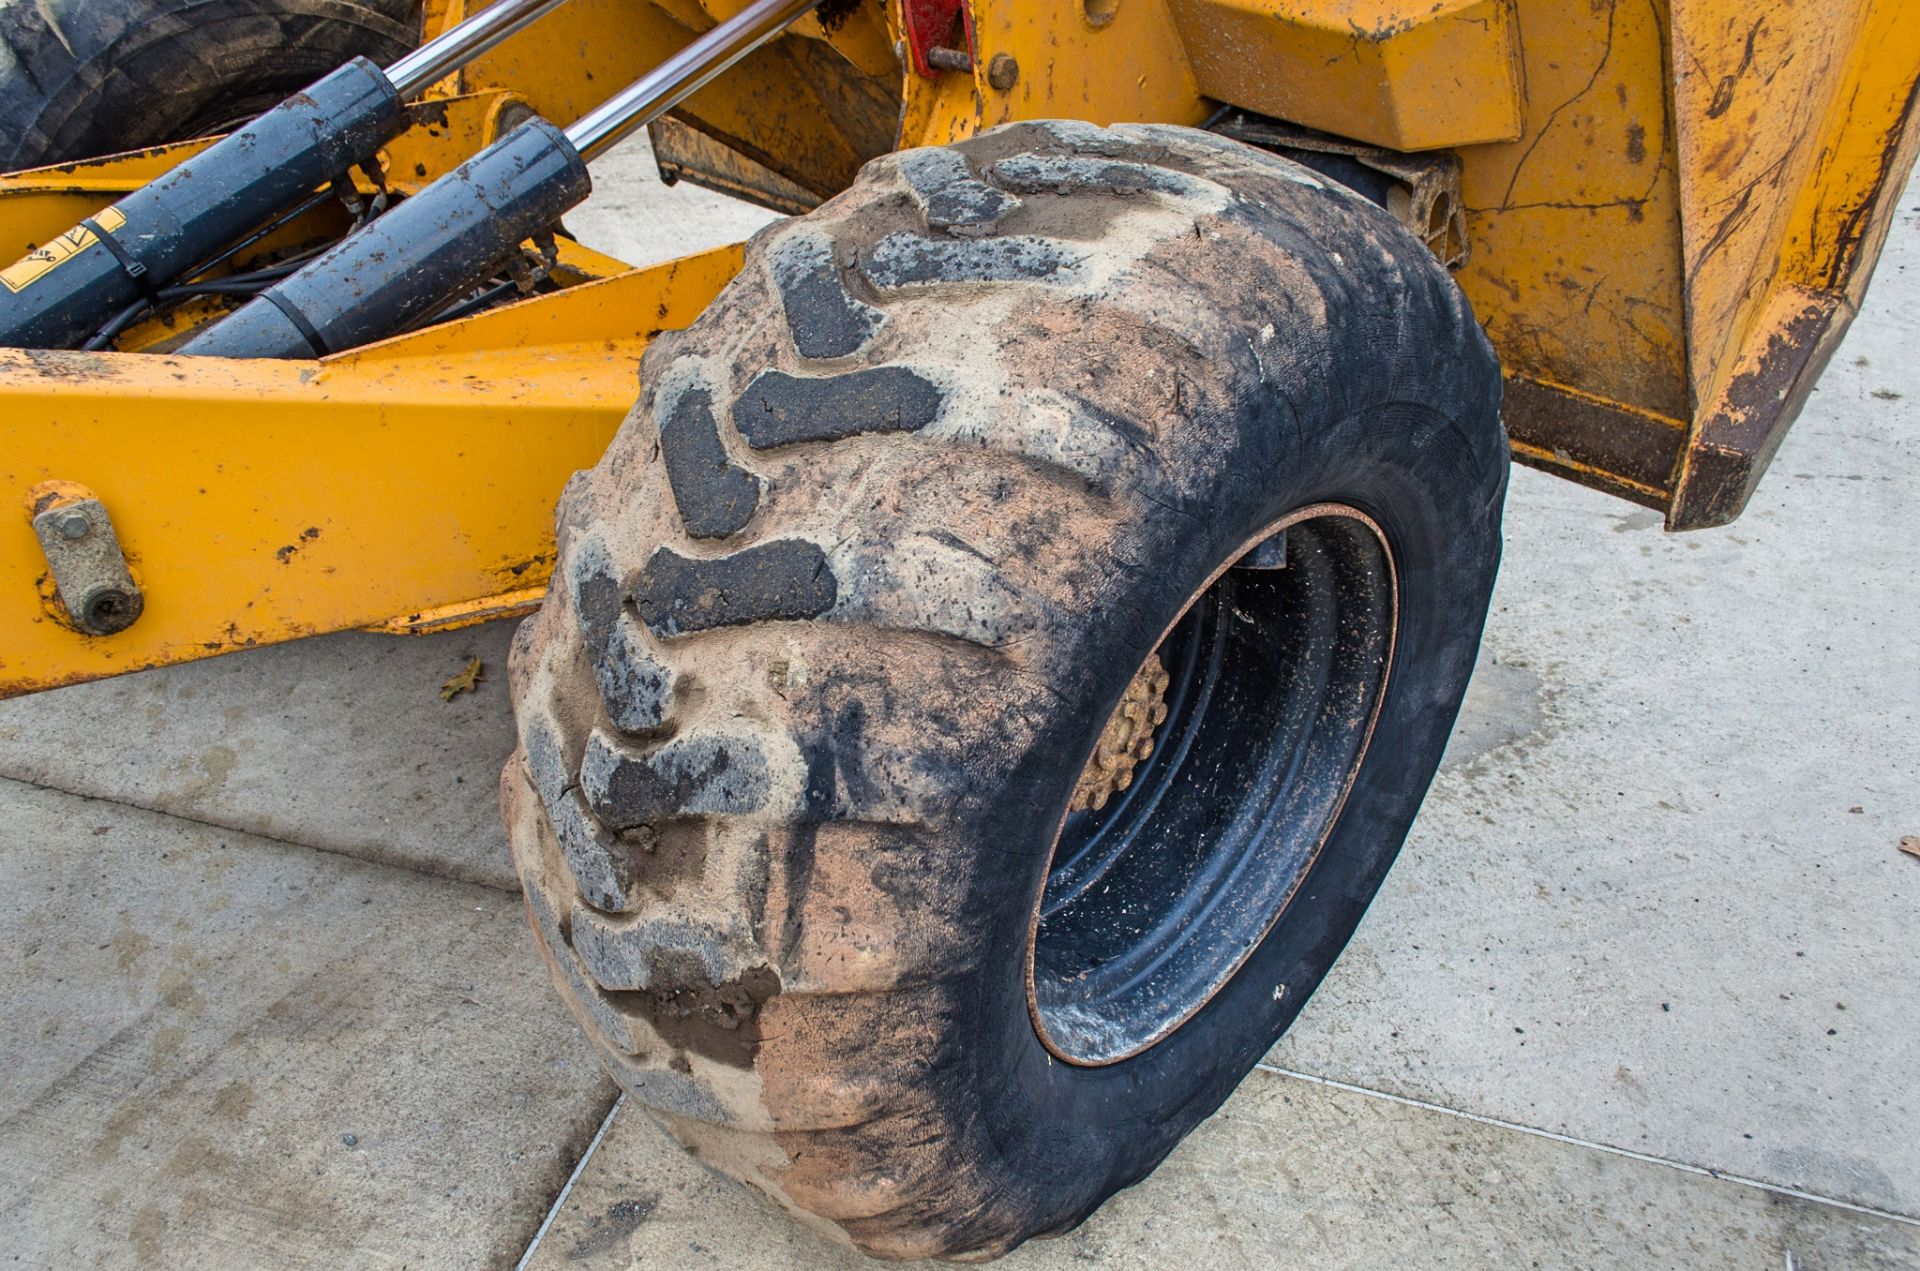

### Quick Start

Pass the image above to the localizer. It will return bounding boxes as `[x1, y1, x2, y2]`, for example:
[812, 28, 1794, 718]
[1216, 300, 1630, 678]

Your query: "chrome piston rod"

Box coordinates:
[183, 0, 826, 359]
[563, 0, 825, 159]
[387, 0, 576, 96]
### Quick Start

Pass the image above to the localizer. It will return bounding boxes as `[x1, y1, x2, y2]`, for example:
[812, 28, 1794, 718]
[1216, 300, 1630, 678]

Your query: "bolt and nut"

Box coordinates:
[29, 492, 143, 637]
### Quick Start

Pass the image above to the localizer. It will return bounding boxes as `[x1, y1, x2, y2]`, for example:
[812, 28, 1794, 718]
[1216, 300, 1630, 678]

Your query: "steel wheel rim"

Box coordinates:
[1026, 504, 1400, 1066]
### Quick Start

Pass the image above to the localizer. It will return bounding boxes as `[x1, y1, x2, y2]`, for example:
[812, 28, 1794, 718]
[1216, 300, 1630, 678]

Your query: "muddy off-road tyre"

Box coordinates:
[0, 0, 422, 169]
[502, 120, 1506, 1259]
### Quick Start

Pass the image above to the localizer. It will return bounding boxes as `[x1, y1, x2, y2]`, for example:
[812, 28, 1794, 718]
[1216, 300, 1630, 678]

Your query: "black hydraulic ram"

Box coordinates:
[0, 0, 571, 350]
[180, 0, 825, 360]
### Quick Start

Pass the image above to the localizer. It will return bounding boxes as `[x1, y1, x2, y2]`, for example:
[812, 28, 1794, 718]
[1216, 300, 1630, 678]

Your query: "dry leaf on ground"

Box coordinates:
[440, 657, 484, 701]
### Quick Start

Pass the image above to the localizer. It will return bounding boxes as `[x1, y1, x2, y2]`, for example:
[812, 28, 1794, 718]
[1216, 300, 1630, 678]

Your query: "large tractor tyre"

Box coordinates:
[502, 119, 1507, 1259]
[0, 0, 422, 169]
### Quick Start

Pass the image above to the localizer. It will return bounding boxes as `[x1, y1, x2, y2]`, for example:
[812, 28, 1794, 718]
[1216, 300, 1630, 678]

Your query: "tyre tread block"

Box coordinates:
[897, 147, 1020, 236]
[988, 153, 1207, 199]
[734, 366, 945, 448]
[551, 784, 634, 911]
[524, 891, 631, 1043]
[565, 535, 624, 654]
[634, 540, 837, 637]
[768, 231, 882, 359]
[659, 385, 764, 539]
[580, 727, 773, 827]
[592, 615, 678, 734]
[858, 233, 1083, 289]
[570, 905, 756, 991]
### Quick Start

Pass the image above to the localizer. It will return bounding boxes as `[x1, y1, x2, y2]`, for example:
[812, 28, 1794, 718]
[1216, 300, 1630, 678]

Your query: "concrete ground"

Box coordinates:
[1, 143, 1915, 1268]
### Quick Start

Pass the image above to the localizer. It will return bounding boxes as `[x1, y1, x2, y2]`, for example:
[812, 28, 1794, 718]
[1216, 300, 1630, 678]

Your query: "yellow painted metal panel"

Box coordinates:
[1666, 0, 1920, 525]
[0, 247, 743, 698]
[1453, 0, 1692, 424]
[1163, 0, 1524, 151]
[460, 0, 698, 129]
[1674, 0, 1876, 404]
[899, 0, 1209, 149]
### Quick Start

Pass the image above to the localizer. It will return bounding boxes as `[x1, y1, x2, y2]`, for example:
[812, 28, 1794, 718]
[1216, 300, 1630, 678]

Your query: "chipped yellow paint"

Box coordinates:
[1666, 0, 1920, 526]
[362, 586, 549, 635]
[1453, 0, 1693, 423]
[900, 0, 1209, 148]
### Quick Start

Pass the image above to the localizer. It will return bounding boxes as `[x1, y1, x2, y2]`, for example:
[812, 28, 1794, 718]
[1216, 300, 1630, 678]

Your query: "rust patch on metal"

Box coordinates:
[1068, 653, 1169, 813]
[1669, 298, 1837, 530]
[1501, 375, 1686, 509]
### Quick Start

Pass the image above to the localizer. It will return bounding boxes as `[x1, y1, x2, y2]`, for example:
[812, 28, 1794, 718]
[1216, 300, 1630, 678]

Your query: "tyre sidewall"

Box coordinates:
[962, 383, 1506, 1229]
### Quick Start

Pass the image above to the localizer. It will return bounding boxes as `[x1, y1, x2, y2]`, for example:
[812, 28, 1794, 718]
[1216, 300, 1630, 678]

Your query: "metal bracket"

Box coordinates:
[1210, 114, 1469, 269]
[902, 0, 975, 78]
[29, 487, 144, 637]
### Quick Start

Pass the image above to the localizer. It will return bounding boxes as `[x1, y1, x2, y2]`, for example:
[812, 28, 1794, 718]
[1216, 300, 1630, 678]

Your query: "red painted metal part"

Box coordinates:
[901, 0, 974, 77]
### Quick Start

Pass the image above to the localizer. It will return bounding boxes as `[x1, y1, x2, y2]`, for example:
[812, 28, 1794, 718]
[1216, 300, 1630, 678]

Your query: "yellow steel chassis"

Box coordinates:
[3, 0, 1916, 698]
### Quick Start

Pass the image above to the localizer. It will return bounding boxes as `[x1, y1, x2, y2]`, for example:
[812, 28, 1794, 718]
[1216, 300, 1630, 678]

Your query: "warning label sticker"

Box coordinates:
[1, 206, 127, 294]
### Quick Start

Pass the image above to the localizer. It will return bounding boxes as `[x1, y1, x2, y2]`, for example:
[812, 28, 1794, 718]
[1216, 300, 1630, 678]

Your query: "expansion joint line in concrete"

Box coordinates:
[1255, 1063, 1920, 1229]
[0, 771, 519, 892]
[517, 1092, 628, 1269]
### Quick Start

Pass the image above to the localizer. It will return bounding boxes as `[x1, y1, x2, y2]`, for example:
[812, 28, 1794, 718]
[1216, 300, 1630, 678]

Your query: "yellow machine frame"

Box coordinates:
[3, 0, 1916, 697]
